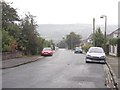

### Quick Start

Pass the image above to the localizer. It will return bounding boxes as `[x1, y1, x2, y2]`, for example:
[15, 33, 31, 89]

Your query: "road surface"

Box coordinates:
[2, 49, 107, 88]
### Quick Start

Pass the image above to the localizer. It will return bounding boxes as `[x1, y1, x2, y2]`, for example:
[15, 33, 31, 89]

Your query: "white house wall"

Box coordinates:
[109, 45, 117, 56]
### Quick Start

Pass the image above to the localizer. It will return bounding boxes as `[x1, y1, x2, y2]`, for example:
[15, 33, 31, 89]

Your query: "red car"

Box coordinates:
[41, 47, 53, 56]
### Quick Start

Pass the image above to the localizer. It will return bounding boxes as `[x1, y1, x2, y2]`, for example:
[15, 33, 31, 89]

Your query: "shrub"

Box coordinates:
[109, 38, 118, 45]
[82, 44, 93, 53]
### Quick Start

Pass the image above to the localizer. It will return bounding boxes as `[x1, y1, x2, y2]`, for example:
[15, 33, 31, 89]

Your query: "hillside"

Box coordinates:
[37, 24, 117, 43]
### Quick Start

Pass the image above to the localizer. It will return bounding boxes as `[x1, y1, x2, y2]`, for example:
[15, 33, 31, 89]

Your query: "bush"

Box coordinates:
[109, 38, 118, 45]
[117, 39, 120, 57]
[82, 44, 93, 53]
[3, 45, 12, 52]
[2, 30, 16, 52]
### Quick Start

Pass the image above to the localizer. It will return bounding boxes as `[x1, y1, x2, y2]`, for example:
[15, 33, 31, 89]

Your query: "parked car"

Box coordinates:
[74, 47, 83, 53]
[86, 47, 106, 63]
[41, 47, 53, 56]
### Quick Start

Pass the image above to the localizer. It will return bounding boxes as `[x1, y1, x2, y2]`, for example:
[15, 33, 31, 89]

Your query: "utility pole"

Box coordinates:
[100, 15, 107, 39]
[93, 18, 95, 34]
[93, 18, 95, 46]
[105, 16, 107, 39]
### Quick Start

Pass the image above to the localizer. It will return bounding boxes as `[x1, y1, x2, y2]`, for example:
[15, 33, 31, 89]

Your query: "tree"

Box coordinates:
[65, 32, 81, 49]
[2, 1, 53, 55]
[92, 27, 105, 47]
[109, 38, 118, 45]
[2, 1, 20, 52]
[20, 13, 52, 55]
[2, 30, 17, 52]
[21, 13, 38, 55]
[2, 1, 20, 29]
[6, 23, 21, 43]
[43, 40, 53, 48]
[57, 40, 66, 48]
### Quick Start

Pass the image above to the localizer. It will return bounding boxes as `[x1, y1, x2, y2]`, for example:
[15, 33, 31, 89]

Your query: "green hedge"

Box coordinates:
[109, 38, 118, 45]
[117, 39, 120, 57]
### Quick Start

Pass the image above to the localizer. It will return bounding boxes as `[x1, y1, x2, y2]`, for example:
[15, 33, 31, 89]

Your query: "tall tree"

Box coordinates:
[2, 1, 53, 55]
[2, 1, 20, 29]
[21, 13, 38, 54]
[2, 1, 19, 52]
[57, 40, 66, 48]
[65, 32, 81, 49]
[92, 27, 105, 47]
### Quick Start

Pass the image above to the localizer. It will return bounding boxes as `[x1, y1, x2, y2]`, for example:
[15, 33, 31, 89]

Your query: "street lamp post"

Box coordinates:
[100, 15, 107, 53]
[100, 15, 107, 38]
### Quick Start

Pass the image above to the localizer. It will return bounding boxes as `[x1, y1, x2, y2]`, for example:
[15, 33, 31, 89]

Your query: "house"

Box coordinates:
[87, 34, 93, 44]
[81, 34, 93, 46]
[107, 28, 120, 56]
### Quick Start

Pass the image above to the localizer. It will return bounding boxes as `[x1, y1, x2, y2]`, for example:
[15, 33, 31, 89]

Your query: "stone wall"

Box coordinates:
[2, 51, 23, 60]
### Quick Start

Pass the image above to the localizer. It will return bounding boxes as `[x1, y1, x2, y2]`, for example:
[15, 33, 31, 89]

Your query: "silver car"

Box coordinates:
[74, 47, 83, 53]
[86, 47, 106, 63]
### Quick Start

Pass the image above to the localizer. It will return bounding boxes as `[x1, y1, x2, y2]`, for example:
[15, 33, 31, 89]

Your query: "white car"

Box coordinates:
[86, 47, 106, 63]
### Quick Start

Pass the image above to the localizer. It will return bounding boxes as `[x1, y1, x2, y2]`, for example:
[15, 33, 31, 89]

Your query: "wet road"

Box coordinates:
[2, 49, 107, 88]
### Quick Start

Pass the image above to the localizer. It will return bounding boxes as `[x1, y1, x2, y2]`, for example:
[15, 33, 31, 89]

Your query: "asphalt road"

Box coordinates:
[2, 49, 108, 88]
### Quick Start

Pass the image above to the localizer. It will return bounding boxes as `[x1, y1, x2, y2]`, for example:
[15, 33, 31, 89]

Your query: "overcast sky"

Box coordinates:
[5, 0, 119, 25]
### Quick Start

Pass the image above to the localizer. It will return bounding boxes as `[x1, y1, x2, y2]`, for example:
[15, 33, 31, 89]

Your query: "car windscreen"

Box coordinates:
[43, 48, 52, 51]
[75, 47, 81, 50]
[88, 48, 104, 53]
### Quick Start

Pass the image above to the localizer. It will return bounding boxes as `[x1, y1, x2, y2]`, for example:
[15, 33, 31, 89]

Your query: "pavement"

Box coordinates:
[1, 55, 44, 69]
[106, 56, 119, 89]
[1, 50, 57, 69]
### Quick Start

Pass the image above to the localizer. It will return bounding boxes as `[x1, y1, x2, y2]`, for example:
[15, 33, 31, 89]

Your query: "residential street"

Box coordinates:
[2, 0, 120, 89]
[2, 49, 107, 88]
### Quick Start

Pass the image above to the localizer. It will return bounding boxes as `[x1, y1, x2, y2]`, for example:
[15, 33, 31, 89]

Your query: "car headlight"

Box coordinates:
[100, 56, 105, 58]
[86, 55, 91, 57]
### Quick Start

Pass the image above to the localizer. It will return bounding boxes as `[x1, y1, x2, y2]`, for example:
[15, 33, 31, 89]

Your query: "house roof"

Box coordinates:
[109, 28, 120, 35]
[107, 28, 120, 38]
[87, 34, 93, 39]
[81, 34, 93, 44]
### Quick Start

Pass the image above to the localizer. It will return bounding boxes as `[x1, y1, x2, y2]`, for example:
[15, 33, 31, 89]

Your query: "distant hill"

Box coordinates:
[37, 24, 117, 43]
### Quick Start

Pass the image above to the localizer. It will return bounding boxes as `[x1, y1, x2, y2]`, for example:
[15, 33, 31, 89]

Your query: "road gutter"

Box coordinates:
[104, 61, 119, 90]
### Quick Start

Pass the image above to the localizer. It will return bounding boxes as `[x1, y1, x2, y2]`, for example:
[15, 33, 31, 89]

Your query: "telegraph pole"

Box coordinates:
[93, 18, 95, 46]
[93, 18, 95, 34]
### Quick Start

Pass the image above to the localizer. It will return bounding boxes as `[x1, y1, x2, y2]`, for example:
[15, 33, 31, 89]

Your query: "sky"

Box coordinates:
[4, 0, 120, 25]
